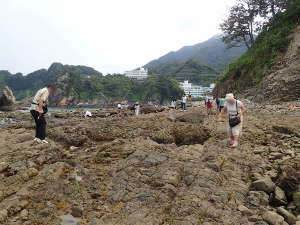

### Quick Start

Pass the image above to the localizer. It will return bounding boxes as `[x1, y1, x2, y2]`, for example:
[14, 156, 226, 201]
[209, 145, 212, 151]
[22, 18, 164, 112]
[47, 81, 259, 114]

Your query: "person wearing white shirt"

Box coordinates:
[30, 85, 56, 143]
[84, 111, 92, 118]
[218, 93, 246, 148]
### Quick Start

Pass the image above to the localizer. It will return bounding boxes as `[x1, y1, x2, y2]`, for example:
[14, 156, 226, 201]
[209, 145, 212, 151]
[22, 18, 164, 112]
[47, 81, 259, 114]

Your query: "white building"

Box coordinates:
[125, 67, 148, 80]
[180, 80, 214, 98]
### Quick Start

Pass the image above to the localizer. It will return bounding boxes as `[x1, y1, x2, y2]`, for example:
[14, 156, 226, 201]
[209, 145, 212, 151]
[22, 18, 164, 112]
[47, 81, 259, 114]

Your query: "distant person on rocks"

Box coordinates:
[30, 84, 56, 144]
[218, 97, 226, 112]
[134, 102, 140, 116]
[205, 97, 213, 115]
[218, 93, 246, 148]
[117, 103, 123, 117]
[181, 95, 187, 111]
[171, 100, 176, 110]
[84, 110, 92, 118]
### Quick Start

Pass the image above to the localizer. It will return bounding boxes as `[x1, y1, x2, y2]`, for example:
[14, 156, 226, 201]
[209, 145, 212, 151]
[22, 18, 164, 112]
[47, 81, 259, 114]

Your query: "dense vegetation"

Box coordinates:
[0, 63, 183, 104]
[145, 34, 247, 73]
[0, 63, 102, 99]
[216, 0, 300, 92]
[60, 72, 183, 104]
[149, 60, 219, 86]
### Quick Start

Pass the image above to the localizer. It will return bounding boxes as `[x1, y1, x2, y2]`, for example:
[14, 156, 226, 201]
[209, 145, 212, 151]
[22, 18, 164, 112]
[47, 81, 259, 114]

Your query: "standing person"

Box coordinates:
[205, 97, 213, 115]
[134, 102, 140, 116]
[218, 97, 226, 112]
[30, 85, 56, 143]
[218, 93, 246, 148]
[182, 95, 187, 111]
[216, 98, 220, 111]
[171, 100, 176, 110]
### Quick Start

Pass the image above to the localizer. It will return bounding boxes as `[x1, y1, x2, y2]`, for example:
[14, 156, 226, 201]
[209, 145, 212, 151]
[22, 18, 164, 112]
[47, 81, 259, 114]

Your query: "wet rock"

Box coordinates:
[277, 207, 296, 225]
[251, 176, 276, 193]
[262, 211, 284, 225]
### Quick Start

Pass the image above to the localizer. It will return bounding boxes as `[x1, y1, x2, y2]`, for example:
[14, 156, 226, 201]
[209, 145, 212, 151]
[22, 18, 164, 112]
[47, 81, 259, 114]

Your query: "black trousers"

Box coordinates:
[30, 110, 46, 140]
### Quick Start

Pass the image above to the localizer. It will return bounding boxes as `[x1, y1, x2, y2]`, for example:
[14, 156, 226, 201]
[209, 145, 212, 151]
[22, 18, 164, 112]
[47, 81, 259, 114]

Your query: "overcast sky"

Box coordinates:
[0, 0, 236, 75]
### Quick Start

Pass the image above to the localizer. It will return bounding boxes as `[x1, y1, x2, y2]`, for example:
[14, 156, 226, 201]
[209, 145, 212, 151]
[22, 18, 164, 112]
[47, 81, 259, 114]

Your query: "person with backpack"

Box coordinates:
[218, 93, 246, 148]
[30, 84, 56, 143]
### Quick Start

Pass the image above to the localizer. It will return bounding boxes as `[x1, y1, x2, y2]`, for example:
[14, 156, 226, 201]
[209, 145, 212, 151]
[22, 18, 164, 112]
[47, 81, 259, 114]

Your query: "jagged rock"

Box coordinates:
[271, 186, 288, 206]
[262, 211, 284, 225]
[251, 176, 276, 193]
[277, 207, 296, 225]
[141, 105, 166, 114]
[248, 191, 270, 206]
[293, 191, 300, 207]
[0, 86, 16, 111]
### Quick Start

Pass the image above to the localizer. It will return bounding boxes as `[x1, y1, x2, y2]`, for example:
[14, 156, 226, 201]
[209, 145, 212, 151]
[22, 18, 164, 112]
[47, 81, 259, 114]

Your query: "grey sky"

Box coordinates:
[0, 0, 235, 75]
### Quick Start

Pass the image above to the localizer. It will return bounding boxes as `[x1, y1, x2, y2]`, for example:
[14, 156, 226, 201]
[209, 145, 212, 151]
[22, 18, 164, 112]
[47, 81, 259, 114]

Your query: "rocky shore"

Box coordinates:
[0, 102, 299, 225]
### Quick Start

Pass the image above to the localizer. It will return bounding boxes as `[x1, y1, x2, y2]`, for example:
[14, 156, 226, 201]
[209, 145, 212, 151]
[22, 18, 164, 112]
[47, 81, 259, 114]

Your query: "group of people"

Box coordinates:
[30, 85, 245, 148]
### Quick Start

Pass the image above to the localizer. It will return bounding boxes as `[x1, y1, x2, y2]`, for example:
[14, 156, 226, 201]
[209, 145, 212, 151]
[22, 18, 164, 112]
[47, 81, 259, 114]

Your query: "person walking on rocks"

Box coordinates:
[218, 93, 246, 148]
[181, 95, 187, 111]
[30, 84, 56, 143]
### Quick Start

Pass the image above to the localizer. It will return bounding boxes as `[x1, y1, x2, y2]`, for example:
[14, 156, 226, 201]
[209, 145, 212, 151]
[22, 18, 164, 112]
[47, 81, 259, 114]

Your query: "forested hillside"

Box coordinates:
[0, 63, 183, 105]
[149, 60, 219, 86]
[214, 0, 300, 102]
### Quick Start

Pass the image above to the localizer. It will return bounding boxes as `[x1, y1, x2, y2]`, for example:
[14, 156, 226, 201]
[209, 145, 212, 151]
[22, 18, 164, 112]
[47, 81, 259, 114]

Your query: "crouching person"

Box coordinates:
[218, 93, 246, 148]
[30, 84, 56, 144]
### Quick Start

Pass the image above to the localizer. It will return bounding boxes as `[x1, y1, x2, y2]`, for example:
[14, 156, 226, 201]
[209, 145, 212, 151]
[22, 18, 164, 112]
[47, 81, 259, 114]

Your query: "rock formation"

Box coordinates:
[0, 86, 16, 111]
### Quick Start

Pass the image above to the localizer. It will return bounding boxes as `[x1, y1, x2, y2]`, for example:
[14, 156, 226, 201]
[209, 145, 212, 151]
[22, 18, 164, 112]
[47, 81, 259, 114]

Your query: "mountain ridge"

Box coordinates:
[145, 34, 248, 72]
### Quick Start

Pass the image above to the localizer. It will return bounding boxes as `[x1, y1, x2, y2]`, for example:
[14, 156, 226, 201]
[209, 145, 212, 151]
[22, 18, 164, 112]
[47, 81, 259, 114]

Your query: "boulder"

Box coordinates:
[0, 86, 16, 111]
[293, 191, 300, 207]
[262, 211, 284, 225]
[271, 186, 287, 206]
[251, 176, 276, 193]
[175, 112, 205, 123]
[277, 207, 296, 225]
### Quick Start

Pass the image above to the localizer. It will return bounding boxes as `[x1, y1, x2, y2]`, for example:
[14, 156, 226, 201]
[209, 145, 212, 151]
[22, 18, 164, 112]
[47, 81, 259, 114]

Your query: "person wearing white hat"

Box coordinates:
[218, 93, 246, 148]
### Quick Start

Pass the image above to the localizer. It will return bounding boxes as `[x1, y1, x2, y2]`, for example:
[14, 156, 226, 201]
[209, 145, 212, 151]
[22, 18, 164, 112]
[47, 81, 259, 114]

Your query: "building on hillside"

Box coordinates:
[125, 67, 148, 80]
[179, 80, 214, 98]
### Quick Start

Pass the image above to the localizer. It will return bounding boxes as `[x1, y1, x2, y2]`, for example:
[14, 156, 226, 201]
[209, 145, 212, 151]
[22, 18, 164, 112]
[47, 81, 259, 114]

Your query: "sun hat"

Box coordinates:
[225, 93, 235, 101]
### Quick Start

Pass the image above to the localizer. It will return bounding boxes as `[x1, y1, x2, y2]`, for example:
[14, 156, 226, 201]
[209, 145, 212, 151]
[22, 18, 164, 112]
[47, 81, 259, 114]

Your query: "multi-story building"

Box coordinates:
[125, 67, 148, 80]
[179, 80, 214, 98]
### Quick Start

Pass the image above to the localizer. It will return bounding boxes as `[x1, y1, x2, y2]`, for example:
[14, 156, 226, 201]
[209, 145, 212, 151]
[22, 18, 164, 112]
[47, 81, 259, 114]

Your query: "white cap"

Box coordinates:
[225, 93, 234, 101]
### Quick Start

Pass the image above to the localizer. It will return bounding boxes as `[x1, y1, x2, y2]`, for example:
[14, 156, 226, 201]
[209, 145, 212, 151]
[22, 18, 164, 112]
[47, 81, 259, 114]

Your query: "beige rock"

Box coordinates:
[0, 162, 8, 172]
[273, 186, 287, 205]
[277, 207, 296, 225]
[251, 176, 276, 193]
[238, 205, 253, 216]
[0, 209, 8, 223]
[262, 211, 284, 225]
